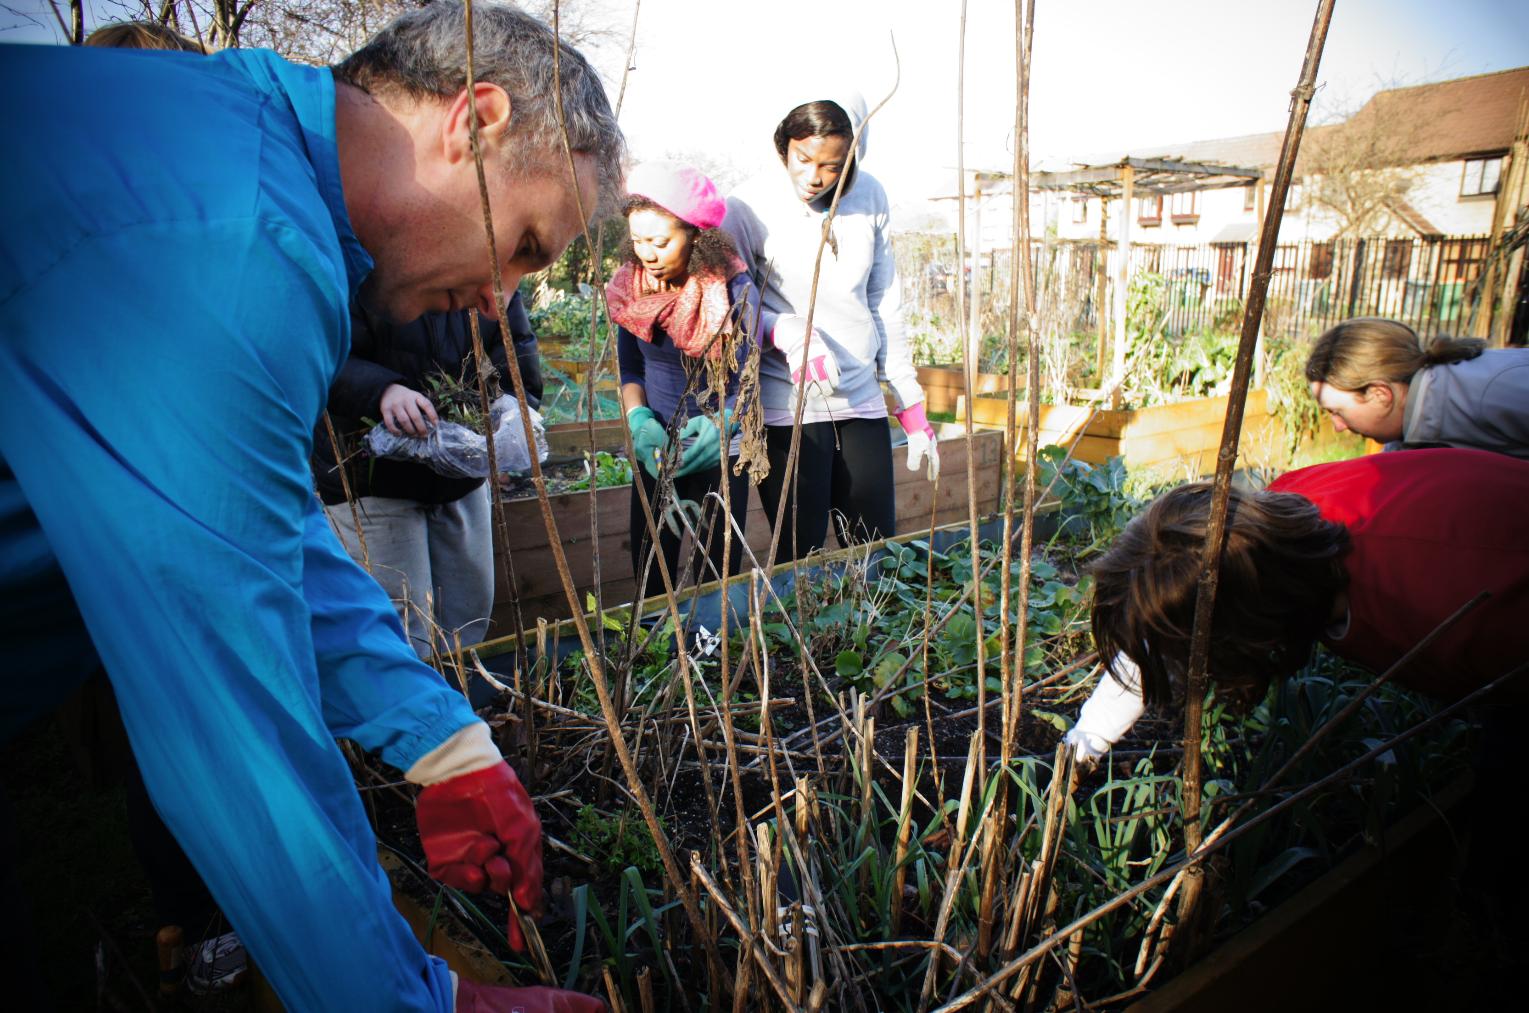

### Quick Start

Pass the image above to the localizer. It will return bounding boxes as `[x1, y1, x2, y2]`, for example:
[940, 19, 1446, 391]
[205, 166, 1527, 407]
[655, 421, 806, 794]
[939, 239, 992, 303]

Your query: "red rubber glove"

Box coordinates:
[415, 761, 543, 951]
[456, 981, 608, 1013]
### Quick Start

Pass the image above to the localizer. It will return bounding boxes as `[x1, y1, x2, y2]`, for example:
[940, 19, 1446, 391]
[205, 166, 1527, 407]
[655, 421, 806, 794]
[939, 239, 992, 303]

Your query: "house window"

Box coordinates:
[1273, 245, 1298, 273]
[1136, 195, 1162, 226]
[1440, 237, 1489, 282]
[1460, 157, 1503, 197]
[1169, 191, 1200, 225]
[1071, 198, 1088, 224]
[1243, 185, 1256, 212]
[1214, 245, 1240, 288]
[1382, 239, 1413, 280]
[1310, 242, 1334, 280]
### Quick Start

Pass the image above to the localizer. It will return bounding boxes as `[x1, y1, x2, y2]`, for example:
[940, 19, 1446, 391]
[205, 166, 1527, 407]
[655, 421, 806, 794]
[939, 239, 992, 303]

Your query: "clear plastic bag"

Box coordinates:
[364, 394, 548, 479]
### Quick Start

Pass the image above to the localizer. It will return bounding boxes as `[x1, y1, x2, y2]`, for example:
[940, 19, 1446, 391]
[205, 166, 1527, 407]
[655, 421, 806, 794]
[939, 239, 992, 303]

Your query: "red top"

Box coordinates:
[1269, 449, 1529, 703]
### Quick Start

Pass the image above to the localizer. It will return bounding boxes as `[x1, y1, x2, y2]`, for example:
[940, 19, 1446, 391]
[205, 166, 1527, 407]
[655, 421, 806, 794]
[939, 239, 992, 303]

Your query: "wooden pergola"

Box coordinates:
[1031, 157, 1265, 403]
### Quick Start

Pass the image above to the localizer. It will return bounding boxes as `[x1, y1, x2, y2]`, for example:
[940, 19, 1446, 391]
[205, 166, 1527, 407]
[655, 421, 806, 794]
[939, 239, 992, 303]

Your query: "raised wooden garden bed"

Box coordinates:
[543, 417, 627, 457]
[487, 428, 1004, 632]
[917, 364, 1014, 416]
[958, 389, 1360, 477]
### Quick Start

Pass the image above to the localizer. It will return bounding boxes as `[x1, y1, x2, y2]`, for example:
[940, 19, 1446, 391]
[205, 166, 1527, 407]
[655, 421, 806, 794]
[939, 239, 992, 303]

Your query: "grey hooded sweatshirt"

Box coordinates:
[722, 87, 923, 420]
[1398, 348, 1529, 460]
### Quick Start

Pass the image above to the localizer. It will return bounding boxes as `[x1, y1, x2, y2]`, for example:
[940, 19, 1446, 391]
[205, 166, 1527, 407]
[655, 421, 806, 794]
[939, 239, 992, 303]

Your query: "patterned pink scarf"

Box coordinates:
[605, 254, 745, 360]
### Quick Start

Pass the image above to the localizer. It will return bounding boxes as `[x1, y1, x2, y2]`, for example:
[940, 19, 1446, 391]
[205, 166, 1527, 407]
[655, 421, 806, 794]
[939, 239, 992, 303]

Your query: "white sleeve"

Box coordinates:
[867, 202, 921, 411]
[404, 720, 503, 786]
[1063, 656, 1146, 760]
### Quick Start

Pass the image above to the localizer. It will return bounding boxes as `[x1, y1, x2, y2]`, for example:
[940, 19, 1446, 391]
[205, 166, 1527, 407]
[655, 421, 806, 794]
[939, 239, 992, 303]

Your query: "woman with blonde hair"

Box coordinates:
[1304, 316, 1529, 458]
[85, 20, 207, 52]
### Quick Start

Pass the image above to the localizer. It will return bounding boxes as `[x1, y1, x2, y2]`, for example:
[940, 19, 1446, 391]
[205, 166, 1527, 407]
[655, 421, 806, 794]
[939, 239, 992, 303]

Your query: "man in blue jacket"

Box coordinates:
[0, 4, 618, 1010]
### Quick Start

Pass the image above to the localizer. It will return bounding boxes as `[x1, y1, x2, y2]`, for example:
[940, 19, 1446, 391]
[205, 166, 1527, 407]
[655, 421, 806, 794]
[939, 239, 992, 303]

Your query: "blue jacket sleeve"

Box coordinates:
[304, 498, 478, 769]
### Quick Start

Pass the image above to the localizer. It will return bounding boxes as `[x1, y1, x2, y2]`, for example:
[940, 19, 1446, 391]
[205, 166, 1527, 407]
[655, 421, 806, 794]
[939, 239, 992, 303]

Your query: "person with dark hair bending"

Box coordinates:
[609, 161, 760, 599]
[724, 88, 936, 562]
[1065, 449, 1529, 759]
[1067, 449, 1529, 919]
[1305, 316, 1529, 458]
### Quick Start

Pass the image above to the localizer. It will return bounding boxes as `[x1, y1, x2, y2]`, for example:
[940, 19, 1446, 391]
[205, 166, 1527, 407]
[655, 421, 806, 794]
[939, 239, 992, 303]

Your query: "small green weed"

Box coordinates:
[574, 805, 666, 874]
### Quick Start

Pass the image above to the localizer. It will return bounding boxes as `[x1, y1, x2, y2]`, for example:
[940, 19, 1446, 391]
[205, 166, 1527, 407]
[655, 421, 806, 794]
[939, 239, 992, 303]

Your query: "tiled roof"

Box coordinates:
[1074, 131, 1283, 171]
[1069, 66, 1528, 171]
[1348, 66, 1529, 162]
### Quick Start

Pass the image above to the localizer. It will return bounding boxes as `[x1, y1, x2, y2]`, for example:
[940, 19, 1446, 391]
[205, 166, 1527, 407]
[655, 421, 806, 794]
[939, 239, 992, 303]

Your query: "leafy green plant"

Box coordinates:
[574, 804, 666, 874]
[569, 451, 633, 491]
[1036, 448, 1145, 553]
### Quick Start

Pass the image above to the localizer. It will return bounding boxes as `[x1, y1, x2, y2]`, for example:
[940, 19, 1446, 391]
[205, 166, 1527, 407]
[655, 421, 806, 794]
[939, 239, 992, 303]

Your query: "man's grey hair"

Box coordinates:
[335, 2, 625, 215]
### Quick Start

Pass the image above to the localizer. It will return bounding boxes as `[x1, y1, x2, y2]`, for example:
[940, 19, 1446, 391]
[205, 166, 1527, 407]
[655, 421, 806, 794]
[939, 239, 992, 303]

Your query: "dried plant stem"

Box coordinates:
[462, 0, 727, 986]
[692, 858, 806, 1013]
[322, 412, 371, 573]
[1174, 0, 1334, 959]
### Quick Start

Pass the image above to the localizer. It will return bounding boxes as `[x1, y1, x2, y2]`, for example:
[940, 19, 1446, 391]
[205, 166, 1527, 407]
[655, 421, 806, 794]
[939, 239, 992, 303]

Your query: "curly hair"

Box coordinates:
[1305, 317, 1485, 393]
[623, 196, 740, 279]
[1089, 481, 1349, 708]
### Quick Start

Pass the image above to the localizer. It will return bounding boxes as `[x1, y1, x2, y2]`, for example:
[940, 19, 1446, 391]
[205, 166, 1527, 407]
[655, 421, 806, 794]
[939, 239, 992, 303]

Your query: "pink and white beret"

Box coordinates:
[625, 160, 726, 231]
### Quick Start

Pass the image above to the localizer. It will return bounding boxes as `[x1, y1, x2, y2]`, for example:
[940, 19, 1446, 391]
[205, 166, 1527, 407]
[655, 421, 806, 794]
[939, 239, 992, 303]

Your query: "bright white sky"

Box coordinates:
[6, 0, 1527, 212]
[596, 0, 1529, 206]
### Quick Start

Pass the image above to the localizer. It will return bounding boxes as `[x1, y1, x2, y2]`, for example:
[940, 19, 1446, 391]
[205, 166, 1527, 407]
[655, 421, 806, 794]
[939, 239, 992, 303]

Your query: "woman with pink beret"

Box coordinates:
[608, 161, 761, 599]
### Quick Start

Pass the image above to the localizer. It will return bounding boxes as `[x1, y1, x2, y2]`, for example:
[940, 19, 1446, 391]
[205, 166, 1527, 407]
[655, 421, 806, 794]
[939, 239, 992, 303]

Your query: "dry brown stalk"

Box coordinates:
[459, 0, 732, 988]
[888, 725, 920, 935]
[691, 857, 806, 1013]
[917, 730, 984, 1012]
[322, 411, 371, 573]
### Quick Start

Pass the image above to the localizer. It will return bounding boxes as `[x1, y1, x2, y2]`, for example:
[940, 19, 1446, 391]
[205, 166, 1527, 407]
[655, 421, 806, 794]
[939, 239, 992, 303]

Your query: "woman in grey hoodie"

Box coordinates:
[724, 89, 936, 563]
[1305, 317, 1529, 459]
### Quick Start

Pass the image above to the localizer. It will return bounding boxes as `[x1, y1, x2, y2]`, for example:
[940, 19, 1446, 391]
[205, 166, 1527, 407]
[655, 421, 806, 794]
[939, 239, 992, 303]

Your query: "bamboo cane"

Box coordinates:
[1173, 0, 1335, 964]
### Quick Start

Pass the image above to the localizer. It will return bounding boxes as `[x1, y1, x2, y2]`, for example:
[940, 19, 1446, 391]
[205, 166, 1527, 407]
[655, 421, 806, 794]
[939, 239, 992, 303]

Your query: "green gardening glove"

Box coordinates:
[674, 410, 734, 478]
[627, 405, 668, 479]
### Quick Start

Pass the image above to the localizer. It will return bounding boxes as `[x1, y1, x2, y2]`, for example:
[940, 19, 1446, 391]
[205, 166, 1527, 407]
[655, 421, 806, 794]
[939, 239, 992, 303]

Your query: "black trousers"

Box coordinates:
[629, 459, 751, 601]
[758, 418, 896, 565]
[0, 779, 49, 1011]
[123, 752, 222, 944]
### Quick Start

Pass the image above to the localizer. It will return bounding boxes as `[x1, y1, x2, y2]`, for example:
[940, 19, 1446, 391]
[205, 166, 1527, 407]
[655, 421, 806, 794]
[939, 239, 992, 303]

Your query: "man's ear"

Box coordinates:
[442, 82, 513, 165]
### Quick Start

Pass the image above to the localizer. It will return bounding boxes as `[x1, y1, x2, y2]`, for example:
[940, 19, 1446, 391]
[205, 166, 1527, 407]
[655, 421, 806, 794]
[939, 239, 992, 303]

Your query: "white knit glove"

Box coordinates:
[895, 404, 939, 481]
[906, 429, 940, 481]
[1063, 655, 1146, 761]
[771, 314, 839, 400]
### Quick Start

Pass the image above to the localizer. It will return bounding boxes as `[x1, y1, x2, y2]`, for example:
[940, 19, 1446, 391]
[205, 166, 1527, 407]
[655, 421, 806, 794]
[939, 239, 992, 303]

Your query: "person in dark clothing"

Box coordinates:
[609, 162, 761, 600]
[313, 291, 542, 657]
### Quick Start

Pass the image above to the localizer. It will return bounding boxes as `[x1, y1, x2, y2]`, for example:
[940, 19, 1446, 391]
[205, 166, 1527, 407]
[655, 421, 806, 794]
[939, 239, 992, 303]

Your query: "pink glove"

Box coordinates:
[771, 314, 840, 399]
[456, 981, 609, 1013]
[415, 762, 543, 951]
[895, 403, 940, 481]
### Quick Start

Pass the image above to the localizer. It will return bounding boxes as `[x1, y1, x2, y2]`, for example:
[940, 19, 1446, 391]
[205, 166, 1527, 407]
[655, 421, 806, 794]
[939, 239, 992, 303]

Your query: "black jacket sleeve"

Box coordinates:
[329, 303, 408, 422]
[502, 290, 543, 406]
